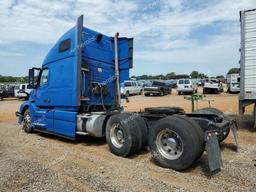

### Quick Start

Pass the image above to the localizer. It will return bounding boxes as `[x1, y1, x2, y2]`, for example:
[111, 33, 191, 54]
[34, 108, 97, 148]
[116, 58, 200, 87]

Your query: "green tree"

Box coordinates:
[216, 75, 224, 79]
[166, 72, 175, 78]
[190, 71, 199, 78]
[227, 68, 240, 74]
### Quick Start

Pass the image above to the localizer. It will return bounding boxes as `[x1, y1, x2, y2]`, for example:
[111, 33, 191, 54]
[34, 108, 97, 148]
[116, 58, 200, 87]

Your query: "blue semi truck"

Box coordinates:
[16, 15, 237, 172]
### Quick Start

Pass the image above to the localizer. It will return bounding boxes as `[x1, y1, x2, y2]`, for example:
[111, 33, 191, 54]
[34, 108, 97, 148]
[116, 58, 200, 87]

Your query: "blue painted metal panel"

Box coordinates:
[81, 28, 131, 107]
[43, 27, 76, 66]
[53, 110, 77, 138]
[46, 58, 78, 107]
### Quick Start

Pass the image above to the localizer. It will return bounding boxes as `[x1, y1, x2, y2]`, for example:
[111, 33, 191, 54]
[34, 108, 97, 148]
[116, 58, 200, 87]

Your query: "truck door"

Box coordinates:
[31, 68, 54, 131]
[34, 68, 50, 106]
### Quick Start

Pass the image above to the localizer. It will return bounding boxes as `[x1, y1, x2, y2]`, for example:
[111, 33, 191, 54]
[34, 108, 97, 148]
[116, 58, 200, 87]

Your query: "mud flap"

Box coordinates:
[205, 132, 223, 172]
[254, 103, 256, 129]
[230, 120, 239, 149]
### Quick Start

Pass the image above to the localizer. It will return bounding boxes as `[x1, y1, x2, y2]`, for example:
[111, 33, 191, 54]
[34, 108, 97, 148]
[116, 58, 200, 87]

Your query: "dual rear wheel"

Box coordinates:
[148, 115, 204, 171]
[106, 113, 204, 171]
[106, 113, 148, 157]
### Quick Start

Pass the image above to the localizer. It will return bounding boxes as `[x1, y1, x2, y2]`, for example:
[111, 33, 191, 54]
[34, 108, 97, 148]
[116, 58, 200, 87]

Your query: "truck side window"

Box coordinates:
[59, 39, 71, 52]
[39, 69, 49, 86]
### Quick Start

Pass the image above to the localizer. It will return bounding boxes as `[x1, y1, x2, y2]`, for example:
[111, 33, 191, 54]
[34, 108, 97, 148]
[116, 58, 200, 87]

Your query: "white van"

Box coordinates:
[177, 79, 198, 95]
[226, 73, 240, 93]
[14, 84, 33, 99]
[120, 81, 142, 96]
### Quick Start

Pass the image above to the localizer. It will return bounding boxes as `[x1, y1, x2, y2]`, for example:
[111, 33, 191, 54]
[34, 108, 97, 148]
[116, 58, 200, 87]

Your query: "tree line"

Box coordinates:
[0, 75, 28, 83]
[132, 68, 240, 80]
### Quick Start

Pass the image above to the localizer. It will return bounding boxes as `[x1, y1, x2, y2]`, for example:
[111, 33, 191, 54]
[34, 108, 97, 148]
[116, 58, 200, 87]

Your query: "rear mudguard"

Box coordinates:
[189, 115, 238, 172]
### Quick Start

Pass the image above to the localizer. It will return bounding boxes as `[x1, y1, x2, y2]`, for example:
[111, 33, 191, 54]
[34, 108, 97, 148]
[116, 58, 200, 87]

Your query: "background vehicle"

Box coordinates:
[14, 84, 33, 99]
[239, 8, 256, 128]
[226, 73, 240, 93]
[144, 80, 172, 96]
[0, 85, 15, 101]
[165, 79, 177, 88]
[120, 80, 142, 96]
[16, 15, 236, 172]
[203, 79, 223, 94]
[177, 79, 197, 95]
[197, 79, 205, 87]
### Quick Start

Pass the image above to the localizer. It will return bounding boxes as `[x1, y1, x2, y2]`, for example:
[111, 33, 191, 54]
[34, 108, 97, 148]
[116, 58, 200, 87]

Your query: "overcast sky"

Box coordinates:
[0, 0, 255, 77]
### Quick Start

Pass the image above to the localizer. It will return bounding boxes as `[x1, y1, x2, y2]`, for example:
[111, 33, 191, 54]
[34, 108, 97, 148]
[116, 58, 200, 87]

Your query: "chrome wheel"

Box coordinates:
[110, 123, 125, 148]
[23, 111, 32, 131]
[156, 129, 183, 160]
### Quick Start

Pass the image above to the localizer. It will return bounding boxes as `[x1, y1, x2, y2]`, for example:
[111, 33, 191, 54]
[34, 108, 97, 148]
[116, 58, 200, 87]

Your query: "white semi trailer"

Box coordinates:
[239, 8, 256, 128]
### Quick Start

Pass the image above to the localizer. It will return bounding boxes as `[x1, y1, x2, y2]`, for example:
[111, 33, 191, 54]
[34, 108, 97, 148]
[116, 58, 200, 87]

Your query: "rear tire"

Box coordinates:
[144, 93, 150, 97]
[133, 115, 148, 147]
[174, 115, 204, 161]
[106, 113, 141, 157]
[149, 116, 199, 171]
[23, 109, 33, 133]
[126, 91, 129, 97]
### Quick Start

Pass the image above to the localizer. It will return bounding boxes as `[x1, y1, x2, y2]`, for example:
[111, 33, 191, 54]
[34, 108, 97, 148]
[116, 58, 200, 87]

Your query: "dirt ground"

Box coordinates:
[0, 88, 256, 192]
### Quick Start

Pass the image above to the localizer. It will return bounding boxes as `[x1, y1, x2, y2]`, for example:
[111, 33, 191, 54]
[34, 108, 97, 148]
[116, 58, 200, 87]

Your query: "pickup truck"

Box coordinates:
[0, 85, 15, 100]
[144, 81, 171, 96]
[14, 84, 33, 100]
[203, 79, 224, 94]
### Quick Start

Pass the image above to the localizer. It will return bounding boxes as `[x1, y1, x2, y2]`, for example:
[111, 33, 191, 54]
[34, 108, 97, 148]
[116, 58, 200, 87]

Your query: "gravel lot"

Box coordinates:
[0, 89, 256, 191]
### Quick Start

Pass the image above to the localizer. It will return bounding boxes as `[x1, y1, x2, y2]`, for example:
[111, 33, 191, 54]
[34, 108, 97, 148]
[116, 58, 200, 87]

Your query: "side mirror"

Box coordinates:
[28, 68, 40, 89]
[28, 69, 35, 89]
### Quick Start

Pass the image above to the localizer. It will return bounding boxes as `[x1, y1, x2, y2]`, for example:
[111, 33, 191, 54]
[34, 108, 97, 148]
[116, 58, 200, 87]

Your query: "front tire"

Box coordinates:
[23, 109, 33, 133]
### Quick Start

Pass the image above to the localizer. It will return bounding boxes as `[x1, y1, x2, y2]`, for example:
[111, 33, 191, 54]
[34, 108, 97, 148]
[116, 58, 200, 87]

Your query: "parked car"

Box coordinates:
[14, 84, 33, 99]
[120, 80, 142, 96]
[203, 79, 224, 94]
[197, 79, 205, 86]
[0, 85, 15, 100]
[144, 81, 172, 96]
[177, 79, 198, 95]
[165, 80, 177, 88]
